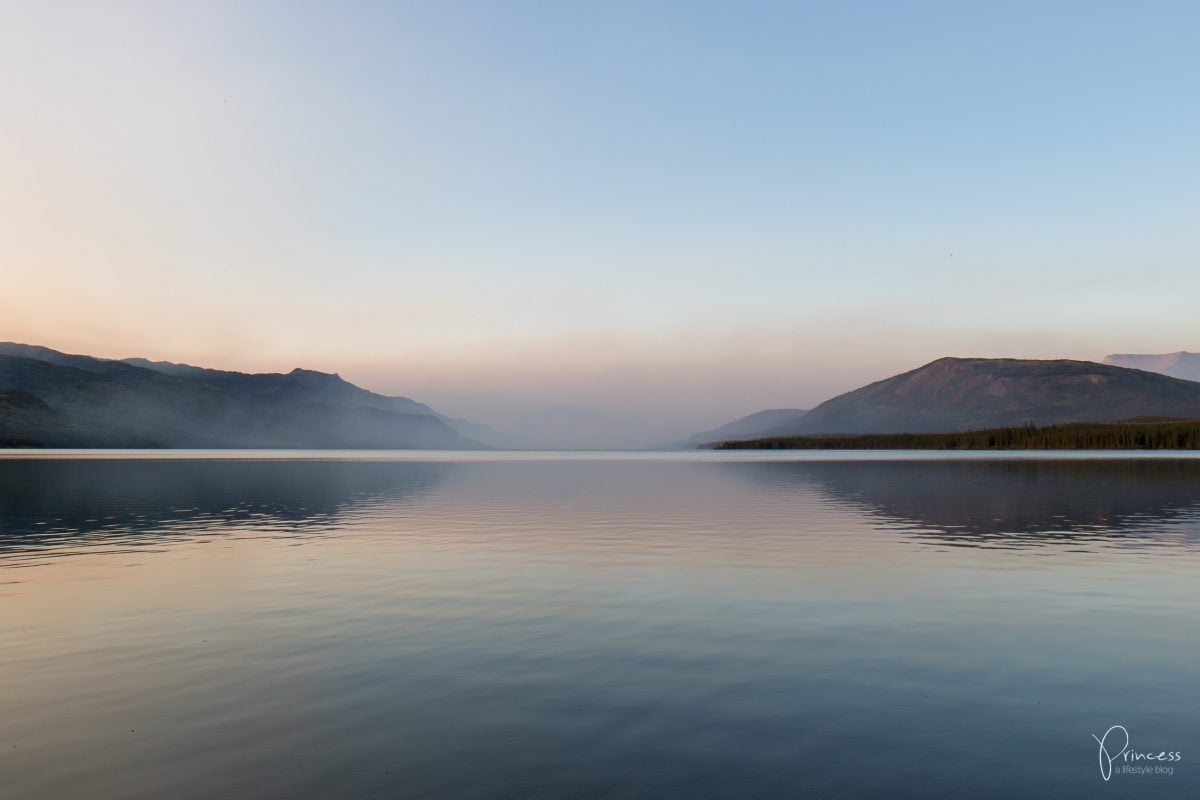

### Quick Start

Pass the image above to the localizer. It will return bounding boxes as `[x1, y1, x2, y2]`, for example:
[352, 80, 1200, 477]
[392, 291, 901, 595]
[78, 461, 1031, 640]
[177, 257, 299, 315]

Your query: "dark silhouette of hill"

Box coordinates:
[763, 357, 1200, 435]
[0, 343, 484, 449]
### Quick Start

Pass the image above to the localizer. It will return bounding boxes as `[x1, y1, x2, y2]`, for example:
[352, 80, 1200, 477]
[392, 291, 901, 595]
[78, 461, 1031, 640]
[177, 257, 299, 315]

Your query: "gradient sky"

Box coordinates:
[2, 1, 1198, 443]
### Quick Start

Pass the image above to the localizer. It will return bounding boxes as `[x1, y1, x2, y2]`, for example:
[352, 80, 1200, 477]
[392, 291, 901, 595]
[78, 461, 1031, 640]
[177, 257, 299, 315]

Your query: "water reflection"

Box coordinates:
[734, 458, 1200, 548]
[0, 459, 446, 558]
[2, 454, 1199, 800]
[6, 456, 1200, 561]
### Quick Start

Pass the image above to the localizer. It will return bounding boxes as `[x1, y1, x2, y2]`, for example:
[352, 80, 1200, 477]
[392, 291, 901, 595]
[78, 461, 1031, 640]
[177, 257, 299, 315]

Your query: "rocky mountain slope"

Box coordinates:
[756, 357, 1200, 437]
[0, 343, 484, 449]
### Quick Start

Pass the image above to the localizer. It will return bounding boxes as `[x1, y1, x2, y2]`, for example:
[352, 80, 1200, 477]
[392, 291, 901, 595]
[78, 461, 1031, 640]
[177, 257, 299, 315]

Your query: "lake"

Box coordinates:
[1, 451, 1198, 798]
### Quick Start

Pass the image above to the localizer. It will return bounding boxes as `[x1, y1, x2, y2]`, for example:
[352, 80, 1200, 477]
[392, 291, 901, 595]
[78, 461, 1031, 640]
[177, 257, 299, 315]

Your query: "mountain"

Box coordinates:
[1102, 352, 1200, 383]
[120, 350, 508, 444]
[686, 409, 808, 445]
[0, 389, 61, 446]
[0, 343, 485, 449]
[756, 357, 1200, 437]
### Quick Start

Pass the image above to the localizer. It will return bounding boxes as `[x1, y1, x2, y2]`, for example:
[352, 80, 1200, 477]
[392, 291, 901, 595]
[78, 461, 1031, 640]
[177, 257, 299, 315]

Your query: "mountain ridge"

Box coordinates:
[693, 357, 1200, 444]
[0, 343, 487, 449]
[767, 357, 1200, 436]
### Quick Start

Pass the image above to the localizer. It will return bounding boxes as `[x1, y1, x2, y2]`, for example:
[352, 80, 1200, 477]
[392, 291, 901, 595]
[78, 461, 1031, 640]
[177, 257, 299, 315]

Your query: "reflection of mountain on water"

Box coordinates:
[0, 459, 446, 556]
[735, 459, 1200, 547]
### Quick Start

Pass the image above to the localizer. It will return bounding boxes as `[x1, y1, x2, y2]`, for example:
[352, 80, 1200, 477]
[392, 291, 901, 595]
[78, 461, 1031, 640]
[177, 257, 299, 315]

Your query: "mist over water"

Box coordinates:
[3, 452, 1199, 799]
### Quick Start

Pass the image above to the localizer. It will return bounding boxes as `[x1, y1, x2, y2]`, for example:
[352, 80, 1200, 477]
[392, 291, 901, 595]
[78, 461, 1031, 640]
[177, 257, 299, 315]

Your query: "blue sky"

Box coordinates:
[2, 1, 1198, 441]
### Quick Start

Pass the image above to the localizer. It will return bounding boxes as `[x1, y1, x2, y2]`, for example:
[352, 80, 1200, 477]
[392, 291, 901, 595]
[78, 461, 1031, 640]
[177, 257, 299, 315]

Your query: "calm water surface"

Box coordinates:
[1, 451, 1198, 799]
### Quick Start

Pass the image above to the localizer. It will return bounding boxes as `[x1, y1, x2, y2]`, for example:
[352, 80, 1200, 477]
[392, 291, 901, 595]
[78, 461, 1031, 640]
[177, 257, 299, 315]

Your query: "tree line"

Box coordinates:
[713, 420, 1200, 450]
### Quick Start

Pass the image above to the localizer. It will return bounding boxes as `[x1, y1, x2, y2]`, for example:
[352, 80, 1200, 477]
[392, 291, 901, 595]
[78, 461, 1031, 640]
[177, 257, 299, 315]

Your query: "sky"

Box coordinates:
[2, 1, 1198, 445]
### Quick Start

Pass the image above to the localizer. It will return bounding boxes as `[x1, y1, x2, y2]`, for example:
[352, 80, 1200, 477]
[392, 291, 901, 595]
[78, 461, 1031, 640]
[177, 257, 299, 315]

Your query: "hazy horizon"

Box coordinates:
[1, 337, 1181, 448]
[5, 7, 1200, 794]
[4, 2, 1199, 444]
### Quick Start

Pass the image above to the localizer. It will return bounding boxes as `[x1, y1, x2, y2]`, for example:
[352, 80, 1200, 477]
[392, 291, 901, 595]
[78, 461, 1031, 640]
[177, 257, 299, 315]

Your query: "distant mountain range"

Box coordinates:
[0, 343, 488, 449]
[684, 409, 808, 446]
[1102, 351, 1200, 383]
[9, 343, 1200, 450]
[691, 357, 1200, 443]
